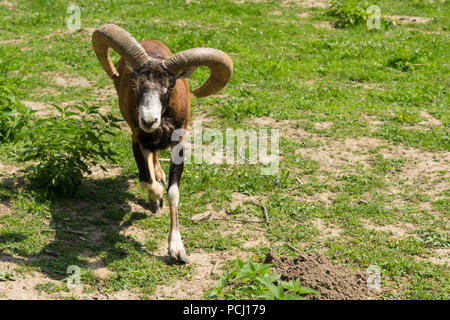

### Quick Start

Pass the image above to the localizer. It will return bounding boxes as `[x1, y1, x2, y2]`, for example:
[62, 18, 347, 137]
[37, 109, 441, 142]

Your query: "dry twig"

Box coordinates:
[249, 201, 270, 225]
[191, 212, 212, 223]
[210, 261, 219, 275]
[286, 243, 302, 254]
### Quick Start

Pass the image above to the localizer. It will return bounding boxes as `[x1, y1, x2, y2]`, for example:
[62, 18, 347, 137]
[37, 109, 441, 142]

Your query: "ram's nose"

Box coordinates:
[139, 117, 160, 132]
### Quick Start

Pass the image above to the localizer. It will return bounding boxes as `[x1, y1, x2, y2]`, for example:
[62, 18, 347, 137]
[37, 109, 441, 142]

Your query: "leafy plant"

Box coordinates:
[206, 258, 319, 300]
[385, 48, 423, 72]
[394, 109, 420, 125]
[20, 102, 121, 197]
[0, 47, 33, 142]
[327, 0, 392, 28]
[0, 270, 15, 281]
[0, 81, 34, 142]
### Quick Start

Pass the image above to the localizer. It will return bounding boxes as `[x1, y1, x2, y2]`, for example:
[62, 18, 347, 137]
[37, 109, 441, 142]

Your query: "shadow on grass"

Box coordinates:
[0, 173, 179, 285]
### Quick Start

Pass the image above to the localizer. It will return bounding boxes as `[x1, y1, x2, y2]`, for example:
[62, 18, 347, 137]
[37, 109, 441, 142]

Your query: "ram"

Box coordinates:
[92, 24, 233, 263]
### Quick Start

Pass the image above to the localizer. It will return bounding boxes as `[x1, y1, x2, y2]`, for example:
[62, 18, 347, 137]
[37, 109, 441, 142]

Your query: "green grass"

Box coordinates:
[0, 0, 449, 299]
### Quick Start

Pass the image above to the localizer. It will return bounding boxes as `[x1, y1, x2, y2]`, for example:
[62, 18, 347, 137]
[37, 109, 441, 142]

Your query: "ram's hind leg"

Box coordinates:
[132, 136, 164, 213]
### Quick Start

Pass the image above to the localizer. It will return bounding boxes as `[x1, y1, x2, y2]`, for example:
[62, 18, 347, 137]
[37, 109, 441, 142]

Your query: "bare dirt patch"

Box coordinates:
[314, 22, 334, 29]
[118, 225, 147, 243]
[418, 110, 442, 128]
[353, 142, 450, 209]
[250, 117, 313, 141]
[361, 219, 417, 239]
[415, 248, 449, 266]
[314, 121, 333, 130]
[51, 75, 91, 88]
[231, 0, 267, 4]
[151, 248, 249, 300]
[195, 192, 267, 235]
[269, 11, 283, 16]
[387, 15, 431, 25]
[265, 250, 380, 300]
[0, 161, 21, 176]
[190, 109, 218, 124]
[345, 82, 385, 90]
[282, 0, 328, 8]
[380, 145, 449, 196]
[310, 218, 342, 239]
[42, 28, 96, 41]
[0, 203, 12, 216]
[87, 166, 122, 180]
[0, 161, 23, 190]
[293, 191, 334, 205]
[0, 258, 139, 299]
[0, 1, 14, 7]
[0, 38, 24, 45]
[95, 86, 116, 100]
[21, 100, 56, 117]
[296, 12, 311, 18]
[0, 271, 58, 300]
[361, 114, 385, 132]
[299, 137, 383, 172]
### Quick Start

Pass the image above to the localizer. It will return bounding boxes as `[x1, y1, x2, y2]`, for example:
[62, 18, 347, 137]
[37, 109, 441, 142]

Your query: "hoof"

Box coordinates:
[149, 199, 162, 213]
[169, 248, 187, 264]
[168, 232, 187, 263]
[148, 191, 163, 213]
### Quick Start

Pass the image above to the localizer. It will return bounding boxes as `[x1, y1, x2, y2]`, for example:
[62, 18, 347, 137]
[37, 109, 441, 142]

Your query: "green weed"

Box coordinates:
[206, 258, 319, 300]
[327, 0, 392, 28]
[19, 102, 121, 197]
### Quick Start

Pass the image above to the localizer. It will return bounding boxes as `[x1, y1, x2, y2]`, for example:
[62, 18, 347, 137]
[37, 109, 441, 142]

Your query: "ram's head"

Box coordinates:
[92, 24, 233, 133]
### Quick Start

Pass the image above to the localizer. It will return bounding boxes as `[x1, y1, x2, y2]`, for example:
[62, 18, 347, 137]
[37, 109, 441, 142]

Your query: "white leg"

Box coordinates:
[167, 183, 186, 263]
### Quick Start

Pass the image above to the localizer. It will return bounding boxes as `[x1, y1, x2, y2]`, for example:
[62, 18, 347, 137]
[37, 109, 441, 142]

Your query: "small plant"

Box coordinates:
[394, 109, 420, 125]
[327, 0, 392, 28]
[0, 47, 33, 142]
[206, 258, 319, 300]
[20, 102, 121, 197]
[416, 229, 450, 248]
[0, 81, 34, 142]
[0, 270, 15, 281]
[327, 0, 372, 28]
[385, 48, 423, 72]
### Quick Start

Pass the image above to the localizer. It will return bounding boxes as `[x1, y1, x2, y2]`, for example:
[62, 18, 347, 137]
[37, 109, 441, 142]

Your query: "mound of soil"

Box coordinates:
[264, 251, 379, 300]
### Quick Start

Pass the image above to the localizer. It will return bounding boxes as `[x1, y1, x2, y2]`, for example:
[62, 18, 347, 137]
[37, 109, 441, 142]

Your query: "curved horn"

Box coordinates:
[92, 24, 151, 78]
[162, 48, 233, 98]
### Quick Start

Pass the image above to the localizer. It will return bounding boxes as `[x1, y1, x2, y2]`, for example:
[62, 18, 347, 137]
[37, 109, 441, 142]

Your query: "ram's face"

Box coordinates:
[130, 64, 176, 133]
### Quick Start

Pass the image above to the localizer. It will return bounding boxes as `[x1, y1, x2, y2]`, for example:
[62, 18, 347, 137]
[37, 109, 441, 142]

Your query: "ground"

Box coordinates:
[0, 0, 449, 299]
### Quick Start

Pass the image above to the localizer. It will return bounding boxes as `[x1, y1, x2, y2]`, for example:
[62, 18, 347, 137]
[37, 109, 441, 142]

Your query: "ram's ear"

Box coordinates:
[124, 59, 135, 72]
[176, 66, 198, 79]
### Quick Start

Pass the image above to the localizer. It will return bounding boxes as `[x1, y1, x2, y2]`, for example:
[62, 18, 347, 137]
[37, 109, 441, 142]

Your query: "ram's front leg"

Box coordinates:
[132, 137, 163, 213]
[154, 151, 166, 187]
[167, 143, 186, 263]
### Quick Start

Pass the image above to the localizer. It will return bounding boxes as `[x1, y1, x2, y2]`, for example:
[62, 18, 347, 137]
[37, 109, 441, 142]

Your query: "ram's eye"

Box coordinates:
[130, 80, 137, 90]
